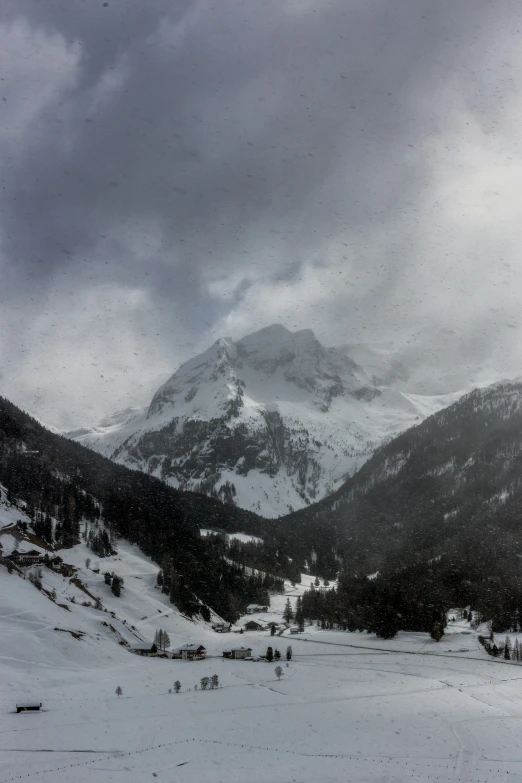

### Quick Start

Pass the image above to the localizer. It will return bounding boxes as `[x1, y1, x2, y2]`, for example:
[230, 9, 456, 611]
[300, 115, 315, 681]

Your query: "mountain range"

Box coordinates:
[3, 358, 522, 630]
[70, 325, 463, 517]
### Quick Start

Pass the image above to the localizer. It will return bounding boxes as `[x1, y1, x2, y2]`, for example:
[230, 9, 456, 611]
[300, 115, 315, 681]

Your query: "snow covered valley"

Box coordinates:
[2, 486, 522, 782]
[2, 549, 522, 782]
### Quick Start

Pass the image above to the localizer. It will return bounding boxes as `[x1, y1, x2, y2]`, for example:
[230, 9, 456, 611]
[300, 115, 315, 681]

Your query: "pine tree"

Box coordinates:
[274, 649, 281, 660]
[104, 571, 112, 585]
[295, 597, 305, 632]
[210, 674, 219, 689]
[283, 598, 294, 624]
[286, 645, 292, 660]
[504, 637, 511, 660]
[115, 686, 123, 698]
[430, 619, 444, 642]
[111, 575, 122, 597]
[266, 646, 274, 662]
[200, 677, 209, 691]
[174, 680, 181, 693]
[270, 624, 276, 636]
[374, 604, 399, 639]
[275, 665, 283, 680]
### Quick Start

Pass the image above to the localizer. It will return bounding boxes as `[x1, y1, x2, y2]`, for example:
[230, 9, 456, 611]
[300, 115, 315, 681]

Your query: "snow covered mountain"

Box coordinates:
[71, 325, 464, 517]
[274, 376, 522, 580]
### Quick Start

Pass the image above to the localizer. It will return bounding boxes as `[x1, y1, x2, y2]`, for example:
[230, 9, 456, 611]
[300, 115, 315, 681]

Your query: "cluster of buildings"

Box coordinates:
[6, 549, 44, 566]
[129, 644, 258, 661]
[3, 550, 75, 576]
[130, 643, 207, 660]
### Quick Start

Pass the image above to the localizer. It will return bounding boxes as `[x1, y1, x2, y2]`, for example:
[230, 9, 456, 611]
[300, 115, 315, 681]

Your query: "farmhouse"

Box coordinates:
[246, 604, 268, 614]
[244, 620, 265, 631]
[212, 622, 231, 633]
[129, 644, 155, 656]
[172, 644, 206, 660]
[9, 550, 43, 566]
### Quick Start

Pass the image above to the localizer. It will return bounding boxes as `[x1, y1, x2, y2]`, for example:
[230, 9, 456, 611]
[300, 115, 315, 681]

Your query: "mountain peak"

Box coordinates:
[236, 324, 316, 347]
[72, 324, 465, 517]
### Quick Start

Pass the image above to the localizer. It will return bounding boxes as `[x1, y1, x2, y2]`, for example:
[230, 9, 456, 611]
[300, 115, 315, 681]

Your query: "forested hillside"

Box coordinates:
[0, 397, 271, 621]
[279, 380, 522, 633]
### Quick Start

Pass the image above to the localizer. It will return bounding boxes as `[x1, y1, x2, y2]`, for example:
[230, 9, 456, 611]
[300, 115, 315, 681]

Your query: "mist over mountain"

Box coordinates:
[71, 325, 464, 517]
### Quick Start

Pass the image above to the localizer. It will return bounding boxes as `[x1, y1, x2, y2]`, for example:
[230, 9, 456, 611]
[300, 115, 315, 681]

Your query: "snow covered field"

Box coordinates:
[3, 564, 522, 783]
[2, 492, 522, 782]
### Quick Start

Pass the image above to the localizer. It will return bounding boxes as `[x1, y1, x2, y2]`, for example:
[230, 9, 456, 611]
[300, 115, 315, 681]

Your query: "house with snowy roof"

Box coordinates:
[171, 644, 206, 660]
[246, 603, 268, 614]
[8, 549, 43, 566]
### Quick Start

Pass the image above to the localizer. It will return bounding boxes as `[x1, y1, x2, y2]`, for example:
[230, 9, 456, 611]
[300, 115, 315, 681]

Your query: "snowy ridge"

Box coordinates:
[71, 325, 465, 517]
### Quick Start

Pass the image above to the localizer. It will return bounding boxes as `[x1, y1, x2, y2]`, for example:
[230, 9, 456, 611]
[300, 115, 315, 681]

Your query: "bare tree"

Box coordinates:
[154, 629, 171, 652]
[275, 666, 283, 680]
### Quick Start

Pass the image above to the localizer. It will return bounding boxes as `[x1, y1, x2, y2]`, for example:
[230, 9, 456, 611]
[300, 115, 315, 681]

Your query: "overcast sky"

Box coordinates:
[2, 0, 522, 429]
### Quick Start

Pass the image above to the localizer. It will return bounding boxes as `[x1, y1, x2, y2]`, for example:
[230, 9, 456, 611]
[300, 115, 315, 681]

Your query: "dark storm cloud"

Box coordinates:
[2, 0, 522, 425]
[0, 1, 472, 284]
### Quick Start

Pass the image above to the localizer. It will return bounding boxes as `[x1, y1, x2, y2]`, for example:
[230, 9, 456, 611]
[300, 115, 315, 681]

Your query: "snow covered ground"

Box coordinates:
[3, 606, 522, 782]
[2, 490, 522, 782]
[2, 535, 522, 783]
[200, 529, 264, 546]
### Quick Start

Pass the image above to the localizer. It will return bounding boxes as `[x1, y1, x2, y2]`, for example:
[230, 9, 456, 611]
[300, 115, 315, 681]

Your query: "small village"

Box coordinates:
[128, 599, 302, 663]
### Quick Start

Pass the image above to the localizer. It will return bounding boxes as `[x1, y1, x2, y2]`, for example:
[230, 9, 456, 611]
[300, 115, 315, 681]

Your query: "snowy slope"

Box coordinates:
[71, 325, 464, 517]
[4, 544, 522, 783]
[3, 488, 522, 782]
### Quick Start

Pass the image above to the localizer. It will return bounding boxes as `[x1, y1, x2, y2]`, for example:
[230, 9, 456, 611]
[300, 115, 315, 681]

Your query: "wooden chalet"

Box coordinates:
[212, 622, 232, 633]
[48, 555, 63, 570]
[229, 647, 252, 659]
[244, 620, 265, 631]
[129, 644, 155, 656]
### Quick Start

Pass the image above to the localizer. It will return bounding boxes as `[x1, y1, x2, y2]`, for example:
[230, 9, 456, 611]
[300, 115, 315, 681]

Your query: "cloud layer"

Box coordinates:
[2, 0, 522, 427]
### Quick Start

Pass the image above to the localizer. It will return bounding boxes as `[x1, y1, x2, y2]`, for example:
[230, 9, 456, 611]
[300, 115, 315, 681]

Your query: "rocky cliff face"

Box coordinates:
[71, 325, 463, 517]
